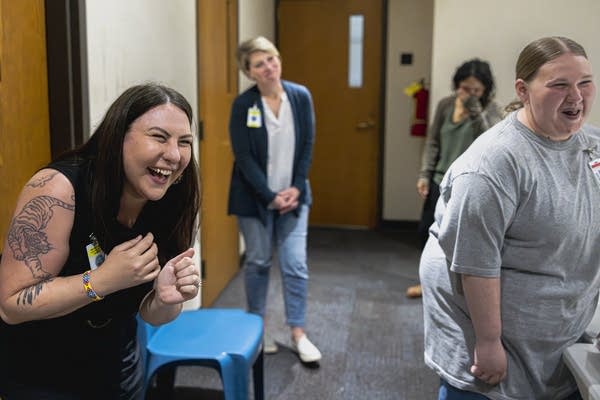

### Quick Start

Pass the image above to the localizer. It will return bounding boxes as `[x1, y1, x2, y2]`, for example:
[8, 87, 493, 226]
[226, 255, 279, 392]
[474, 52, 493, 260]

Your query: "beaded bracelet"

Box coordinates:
[83, 270, 104, 301]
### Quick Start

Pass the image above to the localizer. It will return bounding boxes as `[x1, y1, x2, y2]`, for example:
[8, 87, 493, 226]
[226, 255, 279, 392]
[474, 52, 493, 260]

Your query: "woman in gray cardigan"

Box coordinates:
[407, 59, 503, 298]
[228, 36, 321, 363]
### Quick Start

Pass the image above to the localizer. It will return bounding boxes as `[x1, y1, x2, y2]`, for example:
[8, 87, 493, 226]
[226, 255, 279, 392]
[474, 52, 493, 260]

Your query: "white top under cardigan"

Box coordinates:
[262, 91, 296, 194]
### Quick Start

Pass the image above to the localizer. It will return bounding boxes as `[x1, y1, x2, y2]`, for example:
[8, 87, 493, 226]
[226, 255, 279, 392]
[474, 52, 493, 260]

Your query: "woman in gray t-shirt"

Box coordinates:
[421, 37, 600, 399]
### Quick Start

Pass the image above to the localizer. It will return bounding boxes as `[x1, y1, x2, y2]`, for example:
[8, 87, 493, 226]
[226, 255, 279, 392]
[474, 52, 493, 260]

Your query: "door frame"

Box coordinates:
[196, 0, 241, 306]
[375, 0, 388, 227]
[44, 0, 89, 157]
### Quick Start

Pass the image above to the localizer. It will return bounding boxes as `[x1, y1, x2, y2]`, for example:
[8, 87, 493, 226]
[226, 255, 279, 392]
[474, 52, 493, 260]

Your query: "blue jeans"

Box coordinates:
[439, 380, 490, 400]
[439, 379, 583, 400]
[237, 205, 309, 327]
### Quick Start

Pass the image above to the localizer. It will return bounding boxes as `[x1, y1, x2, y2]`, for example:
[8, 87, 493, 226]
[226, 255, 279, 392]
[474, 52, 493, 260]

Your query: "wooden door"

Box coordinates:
[278, 0, 383, 228]
[197, 0, 240, 306]
[0, 0, 51, 252]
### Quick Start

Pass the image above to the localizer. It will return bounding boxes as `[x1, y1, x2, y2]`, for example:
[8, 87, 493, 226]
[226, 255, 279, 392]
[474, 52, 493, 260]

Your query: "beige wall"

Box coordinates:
[86, 0, 198, 129]
[238, 0, 275, 92]
[382, 0, 434, 221]
[431, 0, 600, 127]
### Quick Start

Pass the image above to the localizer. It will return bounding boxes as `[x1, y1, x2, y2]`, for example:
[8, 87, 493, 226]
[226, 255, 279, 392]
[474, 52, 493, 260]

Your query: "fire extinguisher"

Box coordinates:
[404, 79, 429, 137]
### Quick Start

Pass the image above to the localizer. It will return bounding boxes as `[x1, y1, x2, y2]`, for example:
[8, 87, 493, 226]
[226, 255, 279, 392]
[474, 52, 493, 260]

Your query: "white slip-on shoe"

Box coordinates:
[292, 334, 322, 362]
[263, 334, 279, 354]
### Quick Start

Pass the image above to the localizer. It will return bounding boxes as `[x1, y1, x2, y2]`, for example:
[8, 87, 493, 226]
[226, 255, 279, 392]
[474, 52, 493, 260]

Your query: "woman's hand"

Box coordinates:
[455, 87, 469, 108]
[453, 88, 470, 123]
[154, 248, 199, 304]
[416, 178, 429, 199]
[96, 233, 160, 295]
[277, 187, 300, 214]
[461, 274, 504, 385]
[463, 95, 483, 118]
[269, 187, 300, 214]
[470, 338, 507, 386]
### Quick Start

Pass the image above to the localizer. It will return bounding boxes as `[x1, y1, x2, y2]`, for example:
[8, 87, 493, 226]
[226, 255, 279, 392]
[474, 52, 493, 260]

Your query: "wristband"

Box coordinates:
[83, 270, 104, 301]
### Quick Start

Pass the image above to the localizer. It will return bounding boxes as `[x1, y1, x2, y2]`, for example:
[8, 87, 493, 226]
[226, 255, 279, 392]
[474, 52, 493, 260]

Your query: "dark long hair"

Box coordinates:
[57, 83, 200, 264]
[452, 59, 496, 108]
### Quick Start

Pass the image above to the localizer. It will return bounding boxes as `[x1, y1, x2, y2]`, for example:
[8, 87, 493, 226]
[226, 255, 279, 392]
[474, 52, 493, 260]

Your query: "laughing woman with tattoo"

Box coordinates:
[0, 84, 201, 399]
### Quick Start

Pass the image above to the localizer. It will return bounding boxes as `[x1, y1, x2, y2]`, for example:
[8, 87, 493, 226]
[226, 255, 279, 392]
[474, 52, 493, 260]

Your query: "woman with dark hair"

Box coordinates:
[421, 37, 599, 399]
[407, 59, 503, 298]
[0, 83, 201, 399]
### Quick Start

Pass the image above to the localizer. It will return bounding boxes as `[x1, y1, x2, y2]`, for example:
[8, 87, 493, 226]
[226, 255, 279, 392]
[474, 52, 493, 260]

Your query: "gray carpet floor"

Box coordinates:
[147, 228, 439, 399]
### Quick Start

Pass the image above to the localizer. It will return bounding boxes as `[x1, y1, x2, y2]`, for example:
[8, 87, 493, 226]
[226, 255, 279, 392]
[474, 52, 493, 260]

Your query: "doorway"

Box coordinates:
[197, 0, 241, 306]
[277, 0, 384, 228]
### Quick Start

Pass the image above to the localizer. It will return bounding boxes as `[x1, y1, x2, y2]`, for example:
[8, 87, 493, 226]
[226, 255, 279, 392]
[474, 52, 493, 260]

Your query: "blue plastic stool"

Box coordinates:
[138, 308, 264, 400]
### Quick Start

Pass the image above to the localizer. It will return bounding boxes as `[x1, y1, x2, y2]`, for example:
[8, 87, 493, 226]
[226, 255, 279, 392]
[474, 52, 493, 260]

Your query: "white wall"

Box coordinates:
[85, 0, 200, 308]
[431, 0, 600, 127]
[382, 0, 434, 221]
[86, 0, 198, 129]
[238, 0, 275, 92]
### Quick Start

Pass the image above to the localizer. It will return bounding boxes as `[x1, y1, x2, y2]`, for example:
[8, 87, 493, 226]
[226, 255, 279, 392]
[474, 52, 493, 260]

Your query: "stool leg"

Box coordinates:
[220, 355, 249, 400]
[252, 350, 264, 400]
[155, 366, 176, 399]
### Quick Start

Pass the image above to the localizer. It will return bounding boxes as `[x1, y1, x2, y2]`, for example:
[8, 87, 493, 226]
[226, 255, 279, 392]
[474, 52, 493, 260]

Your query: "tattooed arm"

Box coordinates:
[0, 169, 163, 325]
[0, 169, 93, 324]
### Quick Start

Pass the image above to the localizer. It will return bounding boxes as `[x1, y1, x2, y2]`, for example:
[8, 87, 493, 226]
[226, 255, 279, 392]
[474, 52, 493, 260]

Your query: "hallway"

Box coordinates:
[149, 228, 439, 399]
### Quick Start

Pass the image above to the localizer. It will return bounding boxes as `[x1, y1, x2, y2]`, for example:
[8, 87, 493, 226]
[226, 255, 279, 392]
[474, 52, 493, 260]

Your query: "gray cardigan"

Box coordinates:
[418, 95, 503, 181]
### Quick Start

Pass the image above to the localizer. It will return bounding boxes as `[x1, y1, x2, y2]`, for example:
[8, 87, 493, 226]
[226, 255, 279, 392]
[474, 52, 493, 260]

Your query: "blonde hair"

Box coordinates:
[505, 36, 588, 113]
[236, 36, 280, 78]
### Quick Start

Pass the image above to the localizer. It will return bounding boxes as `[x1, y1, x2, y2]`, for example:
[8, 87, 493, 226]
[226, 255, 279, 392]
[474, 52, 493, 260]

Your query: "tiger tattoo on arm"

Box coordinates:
[7, 195, 75, 305]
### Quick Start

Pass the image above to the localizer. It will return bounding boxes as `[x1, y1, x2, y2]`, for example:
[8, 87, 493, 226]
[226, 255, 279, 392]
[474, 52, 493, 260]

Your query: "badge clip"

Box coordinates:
[589, 157, 600, 183]
[247, 105, 262, 128]
[86, 233, 106, 270]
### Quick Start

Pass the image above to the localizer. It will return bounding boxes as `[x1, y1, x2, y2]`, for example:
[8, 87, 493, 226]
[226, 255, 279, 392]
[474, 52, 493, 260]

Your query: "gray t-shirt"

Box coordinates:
[420, 111, 600, 400]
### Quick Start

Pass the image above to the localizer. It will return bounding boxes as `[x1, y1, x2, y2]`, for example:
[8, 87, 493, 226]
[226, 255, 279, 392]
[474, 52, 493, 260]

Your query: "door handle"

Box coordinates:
[356, 120, 376, 130]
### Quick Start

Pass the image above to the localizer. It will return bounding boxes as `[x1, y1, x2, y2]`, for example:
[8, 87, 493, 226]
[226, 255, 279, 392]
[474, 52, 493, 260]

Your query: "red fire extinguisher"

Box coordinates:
[404, 80, 429, 137]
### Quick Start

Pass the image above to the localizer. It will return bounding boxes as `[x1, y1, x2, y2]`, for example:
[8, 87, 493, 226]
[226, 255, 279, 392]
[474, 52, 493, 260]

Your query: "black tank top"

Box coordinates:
[0, 158, 152, 399]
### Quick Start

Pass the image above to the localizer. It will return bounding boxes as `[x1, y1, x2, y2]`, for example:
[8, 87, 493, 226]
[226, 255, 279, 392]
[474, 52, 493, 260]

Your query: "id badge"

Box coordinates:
[589, 158, 600, 184]
[86, 234, 106, 270]
[247, 105, 262, 128]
